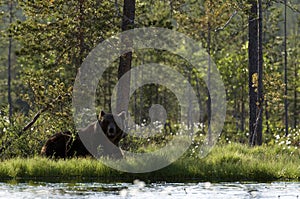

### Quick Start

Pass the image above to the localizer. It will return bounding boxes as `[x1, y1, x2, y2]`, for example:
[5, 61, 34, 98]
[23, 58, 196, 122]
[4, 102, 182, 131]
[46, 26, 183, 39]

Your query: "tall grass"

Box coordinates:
[0, 143, 299, 182]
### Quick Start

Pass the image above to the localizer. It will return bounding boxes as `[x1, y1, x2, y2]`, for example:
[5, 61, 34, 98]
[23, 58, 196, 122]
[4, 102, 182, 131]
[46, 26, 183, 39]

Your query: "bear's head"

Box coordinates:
[98, 110, 126, 145]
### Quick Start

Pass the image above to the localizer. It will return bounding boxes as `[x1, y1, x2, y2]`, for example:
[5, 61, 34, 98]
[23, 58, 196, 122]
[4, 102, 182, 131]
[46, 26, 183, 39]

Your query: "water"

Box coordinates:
[0, 181, 299, 199]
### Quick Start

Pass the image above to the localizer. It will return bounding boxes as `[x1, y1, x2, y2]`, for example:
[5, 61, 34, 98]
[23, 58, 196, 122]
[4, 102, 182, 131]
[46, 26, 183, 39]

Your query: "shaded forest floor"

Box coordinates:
[0, 143, 299, 183]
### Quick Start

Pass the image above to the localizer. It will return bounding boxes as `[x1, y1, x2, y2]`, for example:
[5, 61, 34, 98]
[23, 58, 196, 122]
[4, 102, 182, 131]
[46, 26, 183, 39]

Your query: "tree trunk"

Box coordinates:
[284, 0, 289, 136]
[207, 21, 212, 144]
[248, 0, 258, 146]
[248, 0, 263, 146]
[116, 0, 135, 113]
[76, 0, 85, 68]
[195, 72, 203, 125]
[241, 85, 245, 132]
[293, 58, 298, 128]
[265, 99, 270, 134]
[8, 0, 13, 122]
[256, 0, 263, 145]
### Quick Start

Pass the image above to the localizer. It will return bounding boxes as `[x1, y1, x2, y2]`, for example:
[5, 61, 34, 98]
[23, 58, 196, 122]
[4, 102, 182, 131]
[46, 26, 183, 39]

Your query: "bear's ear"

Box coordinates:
[118, 111, 126, 120]
[99, 110, 106, 120]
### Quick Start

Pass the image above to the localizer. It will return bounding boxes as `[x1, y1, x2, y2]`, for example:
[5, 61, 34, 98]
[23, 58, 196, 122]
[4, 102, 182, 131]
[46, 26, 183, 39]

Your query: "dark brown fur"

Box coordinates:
[40, 131, 89, 158]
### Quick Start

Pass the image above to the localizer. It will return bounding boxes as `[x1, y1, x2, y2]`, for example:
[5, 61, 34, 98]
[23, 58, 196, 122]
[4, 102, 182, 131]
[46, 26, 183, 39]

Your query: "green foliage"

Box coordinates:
[0, 107, 45, 159]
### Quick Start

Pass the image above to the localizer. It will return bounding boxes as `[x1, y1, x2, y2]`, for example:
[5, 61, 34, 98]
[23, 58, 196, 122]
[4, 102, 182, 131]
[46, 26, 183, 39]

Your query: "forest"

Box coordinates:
[0, 0, 299, 162]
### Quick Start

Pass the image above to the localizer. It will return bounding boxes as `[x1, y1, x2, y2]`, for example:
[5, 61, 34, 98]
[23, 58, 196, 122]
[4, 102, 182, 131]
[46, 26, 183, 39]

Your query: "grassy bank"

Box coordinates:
[0, 143, 299, 182]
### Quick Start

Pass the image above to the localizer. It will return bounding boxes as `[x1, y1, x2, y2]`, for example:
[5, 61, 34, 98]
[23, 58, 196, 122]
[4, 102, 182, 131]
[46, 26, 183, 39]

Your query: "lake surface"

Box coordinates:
[0, 181, 299, 198]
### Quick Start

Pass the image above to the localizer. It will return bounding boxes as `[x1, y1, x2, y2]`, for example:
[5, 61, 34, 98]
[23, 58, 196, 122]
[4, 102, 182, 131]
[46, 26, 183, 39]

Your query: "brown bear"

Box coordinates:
[40, 131, 89, 158]
[41, 111, 126, 159]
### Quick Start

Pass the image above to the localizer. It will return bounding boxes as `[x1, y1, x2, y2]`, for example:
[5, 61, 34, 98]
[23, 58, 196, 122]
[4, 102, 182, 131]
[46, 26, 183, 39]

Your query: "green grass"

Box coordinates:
[0, 143, 299, 182]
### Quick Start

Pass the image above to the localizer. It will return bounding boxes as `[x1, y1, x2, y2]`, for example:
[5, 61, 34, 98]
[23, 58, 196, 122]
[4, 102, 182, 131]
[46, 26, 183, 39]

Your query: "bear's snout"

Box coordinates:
[107, 123, 116, 137]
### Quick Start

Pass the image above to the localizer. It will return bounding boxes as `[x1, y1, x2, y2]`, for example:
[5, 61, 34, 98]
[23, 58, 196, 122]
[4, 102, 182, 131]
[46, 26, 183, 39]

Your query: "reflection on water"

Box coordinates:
[0, 180, 299, 199]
